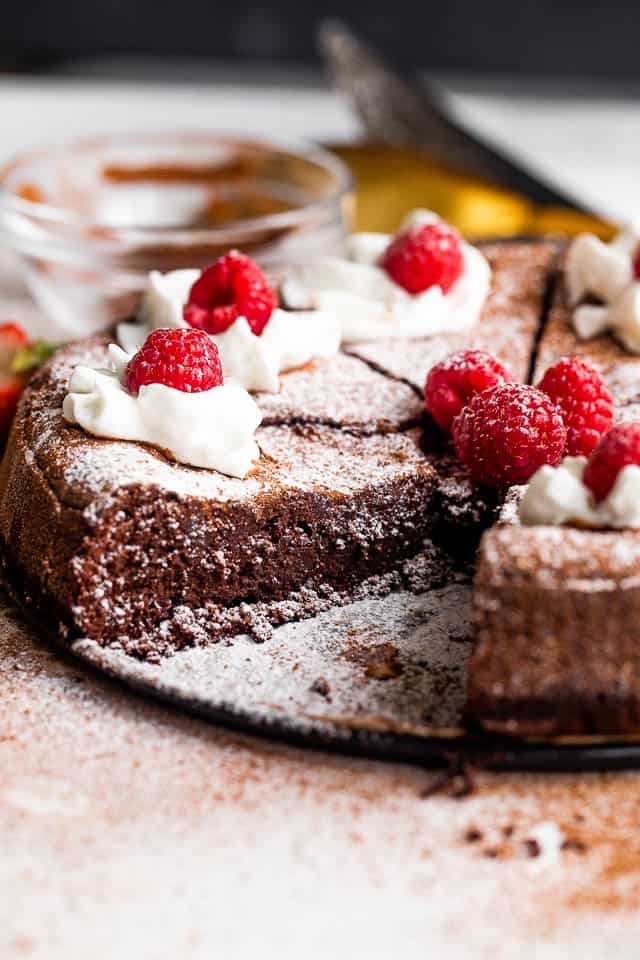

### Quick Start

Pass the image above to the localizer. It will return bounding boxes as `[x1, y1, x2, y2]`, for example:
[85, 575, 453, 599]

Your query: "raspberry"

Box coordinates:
[537, 357, 613, 457]
[424, 349, 511, 432]
[633, 250, 640, 279]
[583, 423, 640, 502]
[184, 251, 277, 336]
[381, 222, 464, 294]
[126, 328, 223, 396]
[452, 383, 566, 488]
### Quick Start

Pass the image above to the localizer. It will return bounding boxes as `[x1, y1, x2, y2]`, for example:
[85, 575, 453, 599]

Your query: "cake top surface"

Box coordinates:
[12, 238, 561, 519]
[18, 336, 434, 513]
[477, 520, 640, 588]
[256, 351, 423, 431]
[534, 252, 640, 406]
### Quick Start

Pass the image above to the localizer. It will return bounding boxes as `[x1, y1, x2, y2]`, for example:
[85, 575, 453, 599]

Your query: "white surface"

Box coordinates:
[442, 80, 637, 220]
[0, 74, 637, 223]
[0, 77, 357, 152]
[3, 587, 640, 960]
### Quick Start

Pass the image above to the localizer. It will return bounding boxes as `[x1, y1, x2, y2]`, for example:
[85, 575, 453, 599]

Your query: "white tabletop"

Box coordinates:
[3, 592, 640, 960]
[0, 71, 637, 221]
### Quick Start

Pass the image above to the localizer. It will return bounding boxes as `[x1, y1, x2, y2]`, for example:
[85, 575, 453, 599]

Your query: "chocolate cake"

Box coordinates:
[467, 252, 640, 736]
[0, 240, 556, 661]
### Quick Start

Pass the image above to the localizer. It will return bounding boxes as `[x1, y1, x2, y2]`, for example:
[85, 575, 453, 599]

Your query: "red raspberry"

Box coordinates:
[583, 423, 640, 502]
[537, 357, 613, 457]
[424, 349, 511, 432]
[633, 250, 640, 279]
[183, 251, 277, 336]
[452, 383, 566, 488]
[126, 328, 224, 396]
[381, 222, 464, 294]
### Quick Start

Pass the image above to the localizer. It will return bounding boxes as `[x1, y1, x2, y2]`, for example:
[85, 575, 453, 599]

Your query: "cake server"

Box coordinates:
[318, 20, 597, 217]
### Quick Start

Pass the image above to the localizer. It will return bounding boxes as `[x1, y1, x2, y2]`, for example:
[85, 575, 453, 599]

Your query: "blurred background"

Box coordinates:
[2, 0, 640, 79]
[0, 0, 637, 226]
[0, 1, 639, 237]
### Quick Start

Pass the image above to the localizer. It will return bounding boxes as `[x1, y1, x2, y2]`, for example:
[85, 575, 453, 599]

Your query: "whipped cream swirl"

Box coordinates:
[519, 455, 640, 529]
[567, 224, 640, 353]
[120, 268, 341, 394]
[63, 344, 262, 477]
[280, 209, 491, 343]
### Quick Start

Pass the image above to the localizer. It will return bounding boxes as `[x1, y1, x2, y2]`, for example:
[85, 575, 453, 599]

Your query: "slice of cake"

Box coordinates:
[0, 335, 445, 659]
[468, 230, 640, 736]
[469, 520, 640, 736]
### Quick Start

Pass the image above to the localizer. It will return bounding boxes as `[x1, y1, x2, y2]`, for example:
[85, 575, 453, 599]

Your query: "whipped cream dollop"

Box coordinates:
[280, 209, 491, 343]
[518, 455, 640, 529]
[567, 224, 640, 353]
[121, 268, 341, 394]
[63, 344, 262, 477]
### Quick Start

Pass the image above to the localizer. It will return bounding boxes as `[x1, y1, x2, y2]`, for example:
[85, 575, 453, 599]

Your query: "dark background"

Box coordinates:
[2, 0, 639, 79]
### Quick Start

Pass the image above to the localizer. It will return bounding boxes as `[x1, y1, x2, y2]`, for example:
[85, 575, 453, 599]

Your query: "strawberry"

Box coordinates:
[0, 323, 31, 443]
[0, 322, 28, 367]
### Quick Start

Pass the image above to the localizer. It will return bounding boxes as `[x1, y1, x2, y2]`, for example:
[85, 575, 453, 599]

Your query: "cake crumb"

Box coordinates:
[463, 826, 483, 843]
[310, 677, 331, 699]
[523, 821, 565, 865]
[364, 644, 403, 680]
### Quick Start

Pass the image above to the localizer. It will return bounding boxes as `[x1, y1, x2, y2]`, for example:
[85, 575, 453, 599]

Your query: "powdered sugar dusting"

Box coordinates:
[257, 352, 424, 432]
[74, 580, 472, 734]
[3, 589, 640, 958]
[25, 337, 429, 507]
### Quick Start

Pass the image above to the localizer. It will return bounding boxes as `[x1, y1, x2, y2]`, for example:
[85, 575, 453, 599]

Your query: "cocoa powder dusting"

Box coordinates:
[3, 596, 640, 955]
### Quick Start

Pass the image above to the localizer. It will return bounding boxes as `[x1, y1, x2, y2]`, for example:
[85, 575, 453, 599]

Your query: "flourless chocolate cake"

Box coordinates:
[0, 240, 557, 661]
[10, 220, 640, 738]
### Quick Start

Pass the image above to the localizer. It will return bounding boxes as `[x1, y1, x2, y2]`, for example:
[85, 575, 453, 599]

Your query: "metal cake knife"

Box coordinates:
[318, 20, 594, 216]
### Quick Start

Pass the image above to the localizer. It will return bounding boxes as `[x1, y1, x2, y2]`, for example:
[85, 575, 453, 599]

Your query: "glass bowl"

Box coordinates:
[0, 133, 354, 337]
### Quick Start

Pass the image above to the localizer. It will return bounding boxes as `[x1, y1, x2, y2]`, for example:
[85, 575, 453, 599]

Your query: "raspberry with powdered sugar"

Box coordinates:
[452, 382, 567, 488]
[537, 356, 613, 457]
[424, 349, 511, 432]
